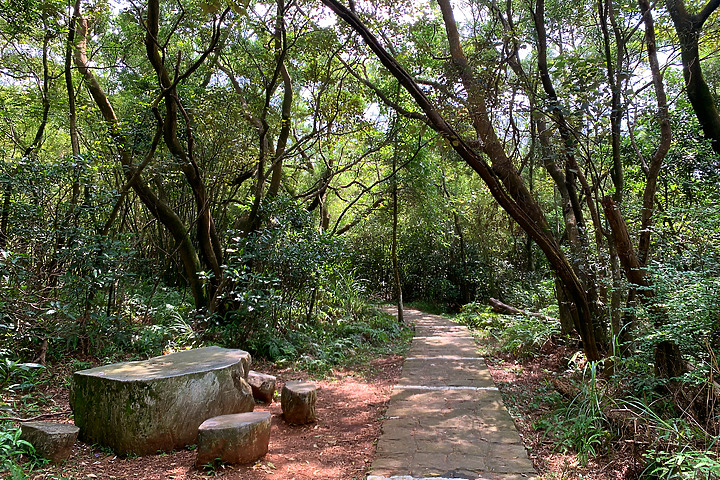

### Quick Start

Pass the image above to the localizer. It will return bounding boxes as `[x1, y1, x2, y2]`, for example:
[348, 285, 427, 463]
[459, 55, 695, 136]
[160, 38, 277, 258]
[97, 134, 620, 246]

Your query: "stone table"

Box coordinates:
[70, 346, 255, 455]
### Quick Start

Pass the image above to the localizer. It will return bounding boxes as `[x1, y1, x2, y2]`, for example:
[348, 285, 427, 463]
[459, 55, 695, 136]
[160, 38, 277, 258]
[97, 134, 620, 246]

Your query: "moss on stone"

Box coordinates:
[70, 347, 254, 455]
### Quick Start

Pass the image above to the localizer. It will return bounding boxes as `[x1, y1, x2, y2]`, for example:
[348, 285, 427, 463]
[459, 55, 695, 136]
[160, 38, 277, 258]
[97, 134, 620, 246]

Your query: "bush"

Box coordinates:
[499, 315, 560, 358]
[0, 356, 44, 393]
[455, 302, 501, 331]
[216, 195, 385, 365]
[221, 197, 348, 332]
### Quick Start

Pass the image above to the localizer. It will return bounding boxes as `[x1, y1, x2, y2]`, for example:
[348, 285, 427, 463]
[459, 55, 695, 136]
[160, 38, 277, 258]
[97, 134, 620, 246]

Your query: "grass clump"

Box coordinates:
[534, 361, 616, 466]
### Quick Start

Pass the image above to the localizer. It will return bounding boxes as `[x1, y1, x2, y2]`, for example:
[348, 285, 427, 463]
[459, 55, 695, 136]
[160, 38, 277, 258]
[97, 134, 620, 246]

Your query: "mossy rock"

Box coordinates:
[70, 346, 254, 455]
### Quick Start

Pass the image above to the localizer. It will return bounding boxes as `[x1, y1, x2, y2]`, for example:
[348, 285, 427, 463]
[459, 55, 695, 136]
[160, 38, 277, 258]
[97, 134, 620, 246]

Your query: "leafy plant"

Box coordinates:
[535, 362, 614, 465]
[455, 302, 501, 331]
[0, 357, 45, 392]
[213, 305, 410, 377]
[499, 315, 559, 358]
[220, 196, 350, 334]
[0, 425, 36, 473]
[643, 448, 720, 479]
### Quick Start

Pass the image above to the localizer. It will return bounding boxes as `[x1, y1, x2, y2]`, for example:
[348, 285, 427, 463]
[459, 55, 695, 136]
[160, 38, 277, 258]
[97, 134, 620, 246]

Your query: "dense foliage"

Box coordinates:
[2, 0, 720, 475]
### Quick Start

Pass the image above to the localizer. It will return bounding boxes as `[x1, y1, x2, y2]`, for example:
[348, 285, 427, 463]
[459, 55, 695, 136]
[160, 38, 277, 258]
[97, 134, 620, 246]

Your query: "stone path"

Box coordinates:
[368, 308, 537, 480]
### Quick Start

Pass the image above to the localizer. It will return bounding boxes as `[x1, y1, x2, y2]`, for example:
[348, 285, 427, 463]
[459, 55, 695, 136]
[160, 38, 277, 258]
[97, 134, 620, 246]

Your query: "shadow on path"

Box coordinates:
[368, 307, 537, 480]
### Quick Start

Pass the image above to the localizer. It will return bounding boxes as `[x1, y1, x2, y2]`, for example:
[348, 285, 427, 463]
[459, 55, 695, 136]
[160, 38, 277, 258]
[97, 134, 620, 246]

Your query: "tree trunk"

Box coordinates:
[268, 2, 292, 197]
[74, 13, 207, 310]
[598, 0, 625, 202]
[0, 176, 11, 249]
[145, 0, 226, 305]
[532, 0, 608, 344]
[602, 197, 687, 377]
[666, 0, 720, 153]
[1, 27, 52, 249]
[655, 340, 687, 378]
[452, 212, 470, 305]
[391, 139, 404, 324]
[638, 0, 673, 266]
[489, 297, 559, 323]
[555, 277, 576, 336]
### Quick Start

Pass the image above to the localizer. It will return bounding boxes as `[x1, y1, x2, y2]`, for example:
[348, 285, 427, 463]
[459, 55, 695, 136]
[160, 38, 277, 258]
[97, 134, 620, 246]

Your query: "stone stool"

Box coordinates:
[20, 421, 79, 464]
[248, 371, 276, 403]
[195, 412, 271, 467]
[281, 381, 317, 424]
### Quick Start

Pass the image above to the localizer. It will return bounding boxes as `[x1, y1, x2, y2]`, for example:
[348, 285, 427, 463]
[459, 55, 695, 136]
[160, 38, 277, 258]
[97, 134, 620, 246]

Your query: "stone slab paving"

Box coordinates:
[369, 308, 537, 480]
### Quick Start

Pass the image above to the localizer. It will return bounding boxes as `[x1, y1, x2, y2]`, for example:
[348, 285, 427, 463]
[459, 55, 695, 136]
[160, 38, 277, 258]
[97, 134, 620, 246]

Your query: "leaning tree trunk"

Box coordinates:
[595, 0, 676, 364]
[321, 0, 601, 361]
[145, 0, 226, 305]
[74, 12, 207, 310]
[532, 0, 609, 343]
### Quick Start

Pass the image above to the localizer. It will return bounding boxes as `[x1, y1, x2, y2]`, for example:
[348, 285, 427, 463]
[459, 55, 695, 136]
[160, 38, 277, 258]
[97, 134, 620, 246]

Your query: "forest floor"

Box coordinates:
[8, 356, 403, 480]
[5, 334, 642, 479]
[486, 339, 642, 480]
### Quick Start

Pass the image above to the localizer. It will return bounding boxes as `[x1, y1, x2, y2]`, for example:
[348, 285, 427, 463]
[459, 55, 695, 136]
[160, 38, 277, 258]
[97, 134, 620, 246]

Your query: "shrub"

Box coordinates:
[455, 302, 501, 331]
[0, 356, 44, 393]
[499, 315, 559, 358]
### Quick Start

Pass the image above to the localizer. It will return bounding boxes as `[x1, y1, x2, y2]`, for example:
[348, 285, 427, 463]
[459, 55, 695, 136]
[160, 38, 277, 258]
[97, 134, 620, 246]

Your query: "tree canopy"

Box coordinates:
[3, 0, 720, 472]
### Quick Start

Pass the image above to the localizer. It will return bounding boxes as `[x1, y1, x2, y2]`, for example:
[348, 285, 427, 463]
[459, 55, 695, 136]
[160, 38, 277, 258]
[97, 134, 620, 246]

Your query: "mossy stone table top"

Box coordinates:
[75, 346, 251, 381]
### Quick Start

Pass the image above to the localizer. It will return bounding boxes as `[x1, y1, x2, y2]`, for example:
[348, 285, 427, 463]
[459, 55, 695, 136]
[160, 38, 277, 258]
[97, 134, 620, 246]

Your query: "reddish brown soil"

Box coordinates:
[11, 356, 403, 480]
[6, 336, 651, 480]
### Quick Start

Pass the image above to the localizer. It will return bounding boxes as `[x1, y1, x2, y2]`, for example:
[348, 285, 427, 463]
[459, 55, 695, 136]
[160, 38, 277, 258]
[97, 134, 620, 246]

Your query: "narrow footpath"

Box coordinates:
[368, 308, 537, 480]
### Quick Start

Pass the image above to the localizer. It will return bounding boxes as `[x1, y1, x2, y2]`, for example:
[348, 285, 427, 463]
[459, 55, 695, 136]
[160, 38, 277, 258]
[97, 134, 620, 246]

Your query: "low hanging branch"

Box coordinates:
[488, 297, 560, 323]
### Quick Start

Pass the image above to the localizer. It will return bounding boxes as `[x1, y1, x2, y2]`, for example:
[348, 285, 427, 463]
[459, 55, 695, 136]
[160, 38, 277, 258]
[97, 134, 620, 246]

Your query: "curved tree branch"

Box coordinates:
[321, 0, 601, 360]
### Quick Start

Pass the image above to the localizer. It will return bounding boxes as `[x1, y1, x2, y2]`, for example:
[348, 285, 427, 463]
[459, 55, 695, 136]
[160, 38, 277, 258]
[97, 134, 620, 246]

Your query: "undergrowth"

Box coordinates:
[0, 423, 42, 477]
[456, 302, 558, 357]
[535, 361, 616, 466]
[1, 359, 47, 477]
[211, 305, 412, 377]
[456, 302, 720, 479]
